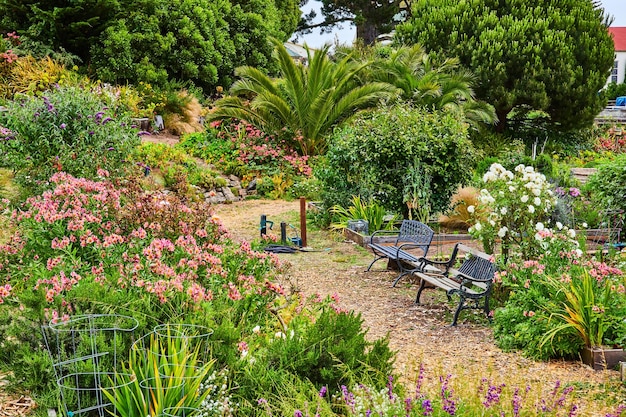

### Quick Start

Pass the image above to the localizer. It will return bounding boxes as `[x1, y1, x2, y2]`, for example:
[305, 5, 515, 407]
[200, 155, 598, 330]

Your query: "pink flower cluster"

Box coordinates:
[0, 284, 11, 303]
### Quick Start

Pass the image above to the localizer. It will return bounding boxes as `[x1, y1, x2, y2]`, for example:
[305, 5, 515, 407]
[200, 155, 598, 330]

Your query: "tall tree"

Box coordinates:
[395, 0, 615, 131]
[297, 0, 409, 45]
[207, 38, 398, 155]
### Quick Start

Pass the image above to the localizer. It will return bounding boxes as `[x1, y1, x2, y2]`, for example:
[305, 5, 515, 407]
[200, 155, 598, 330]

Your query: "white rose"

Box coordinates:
[582, 222, 588, 228]
[528, 205, 535, 214]
[509, 186, 516, 192]
[252, 325, 261, 334]
[534, 197, 541, 206]
[474, 223, 482, 232]
[497, 227, 508, 237]
[536, 222, 544, 231]
[568, 229, 576, 238]
[521, 195, 529, 203]
[556, 222, 563, 230]
[489, 220, 496, 226]
[467, 205, 475, 214]
[532, 188, 541, 197]
[500, 207, 508, 215]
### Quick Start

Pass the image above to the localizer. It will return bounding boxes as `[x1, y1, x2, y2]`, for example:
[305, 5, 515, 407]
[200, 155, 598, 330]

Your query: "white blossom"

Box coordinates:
[474, 222, 482, 232]
[582, 222, 588, 228]
[467, 205, 475, 214]
[521, 195, 529, 203]
[534, 197, 541, 206]
[500, 207, 508, 215]
[528, 205, 535, 214]
[497, 227, 508, 238]
[536, 222, 544, 231]
[556, 222, 563, 230]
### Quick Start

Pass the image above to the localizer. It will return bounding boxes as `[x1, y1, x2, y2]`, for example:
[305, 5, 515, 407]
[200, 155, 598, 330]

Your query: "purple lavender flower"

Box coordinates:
[568, 404, 578, 417]
[318, 386, 327, 398]
[421, 399, 433, 416]
[294, 410, 303, 417]
[101, 117, 114, 124]
[415, 364, 425, 398]
[94, 111, 105, 123]
[365, 410, 372, 417]
[257, 398, 268, 405]
[569, 187, 581, 197]
[512, 388, 521, 417]
[59, 123, 66, 129]
[137, 131, 151, 136]
[387, 375, 394, 400]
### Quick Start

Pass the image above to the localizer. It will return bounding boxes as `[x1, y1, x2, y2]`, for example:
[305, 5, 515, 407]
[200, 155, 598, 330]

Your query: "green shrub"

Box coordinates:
[266, 308, 394, 390]
[318, 103, 475, 217]
[587, 154, 626, 218]
[0, 86, 140, 195]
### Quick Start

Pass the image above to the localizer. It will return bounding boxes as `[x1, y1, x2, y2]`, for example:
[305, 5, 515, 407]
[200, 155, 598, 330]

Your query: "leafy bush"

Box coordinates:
[587, 154, 626, 220]
[467, 163, 556, 258]
[0, 86, 140, 195]
[603, 82, 626, 101]
[266, 307, 394, 390]
[318, 103, 475, 218]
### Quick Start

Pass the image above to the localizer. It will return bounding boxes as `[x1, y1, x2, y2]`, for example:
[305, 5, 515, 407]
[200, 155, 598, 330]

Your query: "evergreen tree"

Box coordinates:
[395, 0, 615, 131]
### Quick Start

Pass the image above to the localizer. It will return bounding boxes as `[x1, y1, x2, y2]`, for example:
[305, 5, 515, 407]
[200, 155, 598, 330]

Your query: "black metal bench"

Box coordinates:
[413, 243, 496, 326]
[366, 220, 434, 287]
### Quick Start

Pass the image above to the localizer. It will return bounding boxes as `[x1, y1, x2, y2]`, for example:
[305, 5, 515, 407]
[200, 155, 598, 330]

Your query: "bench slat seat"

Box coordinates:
[366, 220, 434, 287]
[414, 243, 495, 326]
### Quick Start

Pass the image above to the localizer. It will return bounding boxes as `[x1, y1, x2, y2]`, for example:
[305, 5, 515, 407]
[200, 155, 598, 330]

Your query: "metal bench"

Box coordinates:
[366, 220, 434, 287]
[413, 243, 496, 326]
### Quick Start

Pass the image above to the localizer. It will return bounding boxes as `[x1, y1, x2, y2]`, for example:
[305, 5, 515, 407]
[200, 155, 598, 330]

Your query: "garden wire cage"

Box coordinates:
[42, 314, 139, 417]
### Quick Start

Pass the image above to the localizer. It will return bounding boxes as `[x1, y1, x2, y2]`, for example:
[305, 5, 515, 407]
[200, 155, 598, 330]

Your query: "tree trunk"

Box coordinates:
[495, 107, 510, 133]
[356, 19, 379, 45]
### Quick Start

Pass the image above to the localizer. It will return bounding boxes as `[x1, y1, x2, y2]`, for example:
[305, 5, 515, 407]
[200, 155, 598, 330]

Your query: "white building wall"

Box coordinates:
[608, 51, 626, 86]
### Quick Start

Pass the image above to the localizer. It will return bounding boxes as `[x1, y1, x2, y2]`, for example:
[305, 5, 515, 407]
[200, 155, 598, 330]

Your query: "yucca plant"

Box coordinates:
[102, 331, 214, 417]
[330, 196, 400, 233]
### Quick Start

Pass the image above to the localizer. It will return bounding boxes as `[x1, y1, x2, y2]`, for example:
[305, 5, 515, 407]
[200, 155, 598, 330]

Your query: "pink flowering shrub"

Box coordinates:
[0, 172, 287, 391]
[493, 228, 626, 359]
[178, 121, 316, 199]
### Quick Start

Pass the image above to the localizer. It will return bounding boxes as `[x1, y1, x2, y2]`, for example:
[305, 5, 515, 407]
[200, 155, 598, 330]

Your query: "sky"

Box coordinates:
[294, 0, 626, 49]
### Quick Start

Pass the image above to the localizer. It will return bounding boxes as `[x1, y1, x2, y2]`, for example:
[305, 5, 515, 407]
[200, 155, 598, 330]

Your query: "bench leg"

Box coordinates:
[484, 296, 492, 322]
[415, 278, 427, 304]
[392, 271, 409, 287]
[451, 297, 465, 326]
[366, 256, 386, 272]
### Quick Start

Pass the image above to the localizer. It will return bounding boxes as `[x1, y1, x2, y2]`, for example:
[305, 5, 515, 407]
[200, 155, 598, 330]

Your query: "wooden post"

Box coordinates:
[300, 197, 307, 247]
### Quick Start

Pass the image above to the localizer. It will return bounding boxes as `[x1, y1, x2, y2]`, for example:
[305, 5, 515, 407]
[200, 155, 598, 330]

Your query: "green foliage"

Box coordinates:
[208, 38, 398, 156]
[603, 82, 626, 101]
[366, 44, 496, 128]
[102, 333, 214, 417]
[0, 86, 140, 194]
[132, 142, 225, 191]
[330, 196, 400, 232]
[1, 0, 300, 92]
[266, 308, 394, 390]
[587, 154, 626, 217]
[395, 0, 614, 132]
[318, 103, 475, 218]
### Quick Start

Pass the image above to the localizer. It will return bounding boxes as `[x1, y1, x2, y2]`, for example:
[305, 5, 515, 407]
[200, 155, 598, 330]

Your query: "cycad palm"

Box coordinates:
[208, 38, 398, 155]
[370, 44, 496, 127]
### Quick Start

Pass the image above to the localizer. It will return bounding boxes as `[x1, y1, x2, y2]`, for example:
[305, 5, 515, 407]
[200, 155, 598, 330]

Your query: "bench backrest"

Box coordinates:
[453, 244, 495, 282]
[396, 220, 434, 255]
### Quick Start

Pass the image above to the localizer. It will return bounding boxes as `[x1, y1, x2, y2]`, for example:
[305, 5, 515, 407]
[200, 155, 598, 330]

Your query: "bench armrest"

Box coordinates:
[369, 229, 400, 245]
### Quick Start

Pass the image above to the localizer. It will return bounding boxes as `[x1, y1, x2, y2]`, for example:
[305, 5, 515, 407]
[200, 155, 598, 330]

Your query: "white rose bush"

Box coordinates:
[468, 163, 557, 260]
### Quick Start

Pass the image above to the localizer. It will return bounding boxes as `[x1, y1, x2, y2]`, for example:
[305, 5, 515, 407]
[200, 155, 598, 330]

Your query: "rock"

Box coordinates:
[246, 179, 257, 191]
[222, 186, 237, 202]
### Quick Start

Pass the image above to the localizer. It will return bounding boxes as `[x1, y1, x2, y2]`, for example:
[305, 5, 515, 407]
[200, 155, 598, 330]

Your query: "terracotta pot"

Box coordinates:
[581, 346, 626, 370]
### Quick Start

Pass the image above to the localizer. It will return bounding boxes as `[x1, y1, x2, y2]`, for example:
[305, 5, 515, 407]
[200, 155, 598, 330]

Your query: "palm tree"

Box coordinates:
[207, 38, 398, 155]
[369, 44, 497, 127]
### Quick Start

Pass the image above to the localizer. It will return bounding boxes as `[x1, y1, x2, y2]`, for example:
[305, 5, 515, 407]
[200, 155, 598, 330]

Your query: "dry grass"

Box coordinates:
[438, 186, 480, 230]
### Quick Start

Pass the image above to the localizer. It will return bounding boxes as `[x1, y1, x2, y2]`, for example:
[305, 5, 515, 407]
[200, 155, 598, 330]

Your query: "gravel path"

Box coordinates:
[213, 199, 623, 416]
